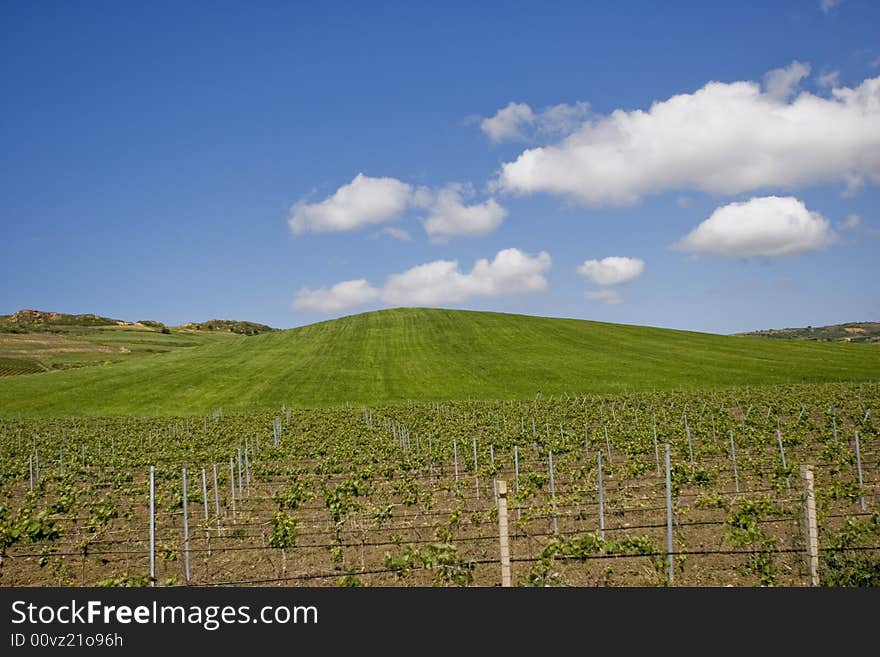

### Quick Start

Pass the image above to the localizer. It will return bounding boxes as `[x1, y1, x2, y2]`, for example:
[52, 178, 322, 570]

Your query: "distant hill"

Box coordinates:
[175, 319, 276, 335]
[1, 309, 277, 336]
[0, 309, 123, 332]
[737, 322, 880, 344]
[0, 309, 276, 377]
[0, 307, 878, 416]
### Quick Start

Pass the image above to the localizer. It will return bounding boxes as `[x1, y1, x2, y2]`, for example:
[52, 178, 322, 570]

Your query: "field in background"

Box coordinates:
[0, 325, 240, 377]
[1, 308, 878, 416]
[1, 383, 877, 587]
[0, 310, 275, 378]
[739, 322, 880, 344]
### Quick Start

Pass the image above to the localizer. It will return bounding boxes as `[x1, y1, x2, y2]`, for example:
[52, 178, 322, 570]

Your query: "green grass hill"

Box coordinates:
[0, 308, 877, 416]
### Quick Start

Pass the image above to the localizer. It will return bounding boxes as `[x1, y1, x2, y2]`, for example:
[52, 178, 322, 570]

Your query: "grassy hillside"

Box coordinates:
[0, 308, 878, 416]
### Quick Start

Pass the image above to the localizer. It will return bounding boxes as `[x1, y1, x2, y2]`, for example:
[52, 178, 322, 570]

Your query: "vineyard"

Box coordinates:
[1, 382, 877, 587]
[0, 357, 47, 378]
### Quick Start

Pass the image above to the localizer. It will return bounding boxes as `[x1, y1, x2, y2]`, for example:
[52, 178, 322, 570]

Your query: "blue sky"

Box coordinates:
[1, 0, 878, 334]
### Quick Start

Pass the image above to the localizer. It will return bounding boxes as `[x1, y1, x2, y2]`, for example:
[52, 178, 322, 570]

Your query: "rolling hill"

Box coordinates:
[0, 307, 878, 416]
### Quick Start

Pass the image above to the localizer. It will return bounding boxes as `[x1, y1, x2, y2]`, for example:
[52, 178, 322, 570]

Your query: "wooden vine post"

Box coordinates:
[497, 480, 511, 587]
[801, 465, 819, 587]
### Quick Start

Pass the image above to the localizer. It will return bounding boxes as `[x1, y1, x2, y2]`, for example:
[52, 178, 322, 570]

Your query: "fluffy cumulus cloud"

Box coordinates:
[584, 289, 623, 305]
[496, 69, 880, 205]
[292, 248, 551, 312]
[289, 173, 412, 235]
[480, 101, 589, 142]
[384, 248, 550, 305]
[420, 184, 508, 241]
[289, 175, 506, 239]
[674, 196, 837, 258]
[292, 279, 380, 312]
[577, 257, 645, 285]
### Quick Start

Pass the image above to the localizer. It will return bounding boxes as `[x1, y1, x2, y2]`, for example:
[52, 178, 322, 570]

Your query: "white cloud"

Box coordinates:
[576, 257, 644, 306]
[381, 260, 469, 306]
[481, 102, 535, 143]
[817, 69, 841, 88]
[381, 226, 412, 241]
[497, 70, 880, 205]
[820, 0, 842, 14]
[584, 289, 623, 305]
[480, 101, 589, 142]
[577, 257, 645, 285]
[384, 248, 551, 305]
[292, 279, 381, 312]
[421, 184, 508, 241]
[288, 173, 413, 235]
[674, 196, 837, 258]
[289, 174, 506, 240]
[841, 214, 861, 229]
[293, 248, 552, 312]
[763, 60, 811, 101]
